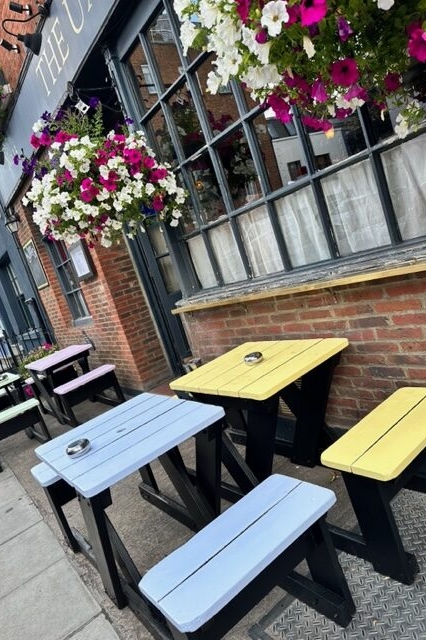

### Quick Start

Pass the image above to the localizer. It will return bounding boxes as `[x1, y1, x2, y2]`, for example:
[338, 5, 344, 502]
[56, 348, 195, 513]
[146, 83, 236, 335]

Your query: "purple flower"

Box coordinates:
[337, 17, 353, 42]
[300, 0, 328, 27]
[89, 96, 100, 109]
[311, 79, 328, 103]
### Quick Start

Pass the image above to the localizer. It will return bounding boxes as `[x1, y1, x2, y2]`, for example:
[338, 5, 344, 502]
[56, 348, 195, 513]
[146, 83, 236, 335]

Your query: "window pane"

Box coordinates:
[276, 188, 331, 267]
[261, 109, 308, 186]
[209, 224, 246, 284]
[306, 112, 366, 170]
[127, 41, 158, 113]
[168, 87, 206, 158]
[237, 206, 283, 276]
[188, 151, 226, 224]
[187, 236, 217, 289]
[381, 133, 426, 240]
[322, 161, 391, 256]
[147, 224, 168, 257]
[158, 256, 180, 293]
[147, 11, 181, 89]
[146, 109, 177, 166]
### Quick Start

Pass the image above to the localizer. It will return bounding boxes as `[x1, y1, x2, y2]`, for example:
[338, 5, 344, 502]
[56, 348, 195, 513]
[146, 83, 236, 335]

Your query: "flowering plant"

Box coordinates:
[176, 0, 426, 137]
[16, 101, 186, 247]
[19, 342, 58, 378]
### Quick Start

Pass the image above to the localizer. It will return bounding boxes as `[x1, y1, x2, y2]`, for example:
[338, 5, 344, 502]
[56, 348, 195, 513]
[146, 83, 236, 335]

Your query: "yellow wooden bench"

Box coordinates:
[321, 387, 426, 584]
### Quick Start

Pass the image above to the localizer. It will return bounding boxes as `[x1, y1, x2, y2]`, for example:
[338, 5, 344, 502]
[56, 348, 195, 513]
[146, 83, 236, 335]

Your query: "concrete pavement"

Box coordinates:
[0, 464, 122, 640]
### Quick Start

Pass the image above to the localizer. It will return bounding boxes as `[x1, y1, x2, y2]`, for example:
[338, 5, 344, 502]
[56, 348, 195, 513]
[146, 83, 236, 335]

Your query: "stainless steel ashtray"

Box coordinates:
[244, 351, 263, 365]
[66, 438, 91, 458]
[0, 374, 7, 381]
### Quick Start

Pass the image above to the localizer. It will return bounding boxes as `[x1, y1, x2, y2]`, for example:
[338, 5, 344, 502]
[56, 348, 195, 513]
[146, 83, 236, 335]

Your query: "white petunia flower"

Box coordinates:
[261, 0, 289, 37]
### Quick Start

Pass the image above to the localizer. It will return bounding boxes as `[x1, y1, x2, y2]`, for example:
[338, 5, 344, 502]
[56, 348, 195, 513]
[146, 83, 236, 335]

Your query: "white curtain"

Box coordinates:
[237, 206, 284, 276]
[322, 160, 390, 255]
[275, 187, 331, 266]
[209, 224, 246, 283]
[381, 133, 426, 240]
[187, 236, 217, 289]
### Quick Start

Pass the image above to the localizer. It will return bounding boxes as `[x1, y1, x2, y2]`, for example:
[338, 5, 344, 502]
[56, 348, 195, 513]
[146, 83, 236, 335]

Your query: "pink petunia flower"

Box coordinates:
[302, 115, 333, 131]
[311, 79, 328, 102]
[235, 0, 250, 23]
[143, 156, 156, 169]
[80, 177, 99, 202]
[255, 29, 268, 44]
[384, 72, 401, 92]
[407, 23, 426, 63]
[266, 93, 292, 123]
[149, 167, 168, 182]
[330, 58, 359, 87]
[152, 195, 165, 211]
[300, 0, 328, 27]
[99, 171, 119, 192]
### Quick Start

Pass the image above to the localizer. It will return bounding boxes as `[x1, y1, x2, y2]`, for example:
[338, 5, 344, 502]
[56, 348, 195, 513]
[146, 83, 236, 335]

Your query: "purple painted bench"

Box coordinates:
[53, 364, 125, 426]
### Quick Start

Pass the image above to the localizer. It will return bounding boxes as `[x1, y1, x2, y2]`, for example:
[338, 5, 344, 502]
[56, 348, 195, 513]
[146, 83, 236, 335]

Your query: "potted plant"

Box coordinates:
[176, 0, 426, 137]
[15, 99, 187, 248]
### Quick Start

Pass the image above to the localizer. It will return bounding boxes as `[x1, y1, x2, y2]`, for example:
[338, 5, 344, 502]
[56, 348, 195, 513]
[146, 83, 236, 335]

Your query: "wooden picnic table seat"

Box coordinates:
[53, 364, 126, 427]
[139, 474, 355, 639]
[0, 399, 51, 471]
[31, 462, 78, 552]
[321, 386, 426, 584]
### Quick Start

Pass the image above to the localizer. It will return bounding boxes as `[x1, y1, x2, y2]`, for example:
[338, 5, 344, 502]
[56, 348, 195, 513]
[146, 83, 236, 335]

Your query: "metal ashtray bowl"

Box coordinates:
[0, 373, 7, 381]
[66, 438, 91, 458]
[244, 351, 263, 365]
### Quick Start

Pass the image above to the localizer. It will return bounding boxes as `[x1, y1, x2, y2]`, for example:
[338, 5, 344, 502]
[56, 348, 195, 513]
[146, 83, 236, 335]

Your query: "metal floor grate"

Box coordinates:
[249, 489, 426, 640]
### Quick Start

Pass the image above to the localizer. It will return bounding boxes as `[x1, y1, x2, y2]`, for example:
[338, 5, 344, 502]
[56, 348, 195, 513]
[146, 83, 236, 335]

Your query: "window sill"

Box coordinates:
[172, 246, 426, 315]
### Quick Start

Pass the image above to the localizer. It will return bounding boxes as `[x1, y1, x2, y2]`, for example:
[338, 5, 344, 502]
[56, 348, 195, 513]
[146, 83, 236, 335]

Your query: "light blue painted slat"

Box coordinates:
[47, 397, 217, 476]
[31, 462, 60, 487]
[36, 394, 224, 497]
[36, 393, 166, 458]
[70, 404, 224, 497]
[140, 475, 336, 632]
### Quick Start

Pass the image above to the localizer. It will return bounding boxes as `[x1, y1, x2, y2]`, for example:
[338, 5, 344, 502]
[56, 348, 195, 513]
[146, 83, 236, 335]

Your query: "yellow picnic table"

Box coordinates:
[170, 338, 348, 486]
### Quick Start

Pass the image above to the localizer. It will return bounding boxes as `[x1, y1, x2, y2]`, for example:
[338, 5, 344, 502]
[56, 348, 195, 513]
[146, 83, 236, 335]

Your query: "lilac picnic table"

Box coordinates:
[26, 344, 92, 423]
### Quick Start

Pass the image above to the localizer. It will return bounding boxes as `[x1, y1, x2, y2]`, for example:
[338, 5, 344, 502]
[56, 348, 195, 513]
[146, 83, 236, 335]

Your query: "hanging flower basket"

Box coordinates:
[176, 0, 426, 137]
[16, 101, 186, 248]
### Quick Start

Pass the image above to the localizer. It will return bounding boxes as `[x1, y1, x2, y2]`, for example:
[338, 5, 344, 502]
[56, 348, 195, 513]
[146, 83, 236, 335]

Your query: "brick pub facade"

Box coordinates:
[1, 0, 426, 428]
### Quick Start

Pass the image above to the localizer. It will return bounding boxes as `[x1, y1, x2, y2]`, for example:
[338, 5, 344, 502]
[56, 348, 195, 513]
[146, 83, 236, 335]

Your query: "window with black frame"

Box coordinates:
[44, 240, 91, 322]
[120, 0, 426, 296]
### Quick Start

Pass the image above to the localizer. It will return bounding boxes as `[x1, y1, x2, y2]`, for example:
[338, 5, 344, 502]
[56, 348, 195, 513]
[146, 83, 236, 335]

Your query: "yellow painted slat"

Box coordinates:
[170, 339, 331, 397]
[238, 338, 348, 400]
[169, 342, 277, 394]
[320, 387, 426, 479]
[353, 395, 426, 480]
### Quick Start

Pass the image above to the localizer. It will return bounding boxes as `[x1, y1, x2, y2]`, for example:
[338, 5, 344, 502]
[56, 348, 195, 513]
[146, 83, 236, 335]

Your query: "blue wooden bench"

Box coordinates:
[139, 474, 355, 638]
[53, 364, 126, 426]
[321, 386, 426, 585]
[31, 462, 79, 552]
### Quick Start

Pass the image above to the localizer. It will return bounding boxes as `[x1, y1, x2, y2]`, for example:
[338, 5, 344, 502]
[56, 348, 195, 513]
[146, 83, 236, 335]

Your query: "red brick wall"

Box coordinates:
[180, 271, 426, 428]
[14, 200, 172, 393]
[0, 2, 34, 87]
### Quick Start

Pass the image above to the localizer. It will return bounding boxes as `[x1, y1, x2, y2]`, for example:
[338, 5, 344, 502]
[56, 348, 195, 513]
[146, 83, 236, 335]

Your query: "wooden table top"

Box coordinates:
[26, 344, 91, 373]
[170, 338, 349, 401]
[0, 372, 20, 389]
[35, 393, 224, 498]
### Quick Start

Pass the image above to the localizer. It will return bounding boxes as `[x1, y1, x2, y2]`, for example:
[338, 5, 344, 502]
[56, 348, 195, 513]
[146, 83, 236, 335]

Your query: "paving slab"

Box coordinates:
[0, 558, 101, 640]
[0, 520, 64, 598]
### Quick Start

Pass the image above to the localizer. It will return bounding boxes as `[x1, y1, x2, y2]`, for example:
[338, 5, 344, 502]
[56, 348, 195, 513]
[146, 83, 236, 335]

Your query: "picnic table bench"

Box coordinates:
[321, 386, 426, 584]
[140, 474, 355, 639]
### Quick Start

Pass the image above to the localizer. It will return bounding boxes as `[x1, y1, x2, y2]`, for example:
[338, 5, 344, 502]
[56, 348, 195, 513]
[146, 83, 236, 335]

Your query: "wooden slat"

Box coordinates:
[0, 398, 40, 424]
[140, 474, 335, 632]
[36, 393, 224, 497]
[321, 387, 426, 480]
[170, 338, 348, 400]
